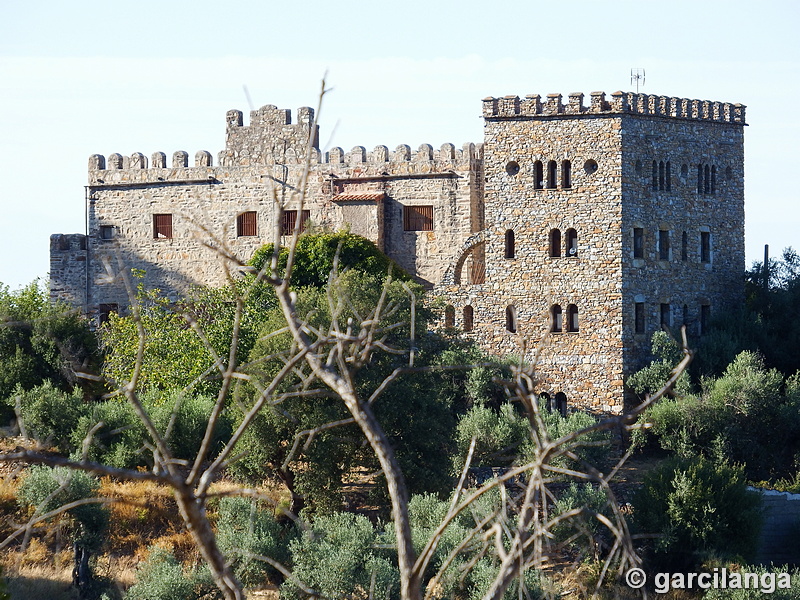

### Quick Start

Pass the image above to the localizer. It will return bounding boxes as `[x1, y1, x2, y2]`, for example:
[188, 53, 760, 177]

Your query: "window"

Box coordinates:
[153, 214, 173, 239]
[403, 205, 433, 231]
[554, 392, 567, 417]
[633, 228, 644, 259]
[561, 160, 572, 189]
[444, 305, 455, 328]
[652, 161, 658, 191]
[660, 303, 671, 328]
[666, 161, 672, 191]
[98, 303, 118, 325]
[659, 161, 665, 191]
[565, 228, 578, 257]
[697, 163, 703, 193]
[697, 163, 716, 195]
[534, 161, 544, 190]
[504, 229, 515, 259]
[99, 225, 115, 240]
[658, 229, 670, 261]
[463, 305, 474, 332]
[237, 211, 257, 237]
[547, 160, 557, 189]
[566, 304, 579, 332]
[700, 231, 711, 262]
[635, 302, 645, 334]
[681, 231, 688, 261]
[506, 305, 517, 333]
[282, 209, 310, 235]
[700, 304, 711, 335]
[551, 305, 563, 333]
[549, 229, 562, 258]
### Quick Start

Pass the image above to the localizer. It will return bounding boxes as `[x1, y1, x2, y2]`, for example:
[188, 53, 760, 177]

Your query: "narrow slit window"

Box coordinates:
[504, 229, 515, 259]
[700, 231, 711, 262]
[403, 205, 434, 231]
[237, 211, 257, 237]
[463, 305, 474, 332]
[700, 304, 711, 335]
[666, 161, 672, 191]
[153, 214, 173, 239]
[534, 161, 544, 190]
[635, 302, 645, 334]
[659, 161, 665, 191]
[547, 160, 557, 189]
[561, 160, 572, 189]
[506, 305, 517, 333]
[549, 229, 562, 258]
[566, 304, 579, 332]
[551, 305, 563, 333]
[659, 229, 670, 261]
[565, 228, 578, 257]
[660, 303, 671, 328]
[633, 228, 644, 259]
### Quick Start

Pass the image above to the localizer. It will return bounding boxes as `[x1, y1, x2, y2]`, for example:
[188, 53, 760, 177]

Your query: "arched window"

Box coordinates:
[547, 160, 557, 189]
[566, 304, 579, 332]
[561, 160, 572, 189]
[666, 161, 672, 191]
[444, 305, 455, 328]
[658, 161, 665, 191]
[565, 228, 578, 257]
[551, 305, 563, 333]
[704, 164, 711, 194]
[506, 305, 517, 333]
[697, 164, 703, 193]
[534, 161, 544, 190]
[554, 392, 568, 416]
[463, 305, 474, 332]
[652, 160, 658, 191]
[504, 229, 515, 259]
[681, 231, 688, 261]
[549, 229, 562, 258]
[711, 165, 717, 193]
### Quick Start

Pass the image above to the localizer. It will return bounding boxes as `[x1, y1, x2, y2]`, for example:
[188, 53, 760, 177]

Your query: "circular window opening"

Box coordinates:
[506, 161, 520, 176]
[634, 159, 642, 174]
[583, 159, 598, 175]
[680, 163, 689, 179]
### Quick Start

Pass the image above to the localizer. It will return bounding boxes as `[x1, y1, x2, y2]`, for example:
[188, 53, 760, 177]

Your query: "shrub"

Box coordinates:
[18, 465, 108, 553]
[281, 512, 399, 600]
[125, 547, 218, 600]
[633, 456, 762, 571]
[551, 482, 612, 558]
[626, 330, 692, 397]
[215, 497, 291, 587]
[702, 564, 800, 599]
[3, 381, 89, 451]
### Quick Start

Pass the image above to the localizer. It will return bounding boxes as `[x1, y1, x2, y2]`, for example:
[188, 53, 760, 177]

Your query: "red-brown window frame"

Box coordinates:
[153, 214, 173, 239]
[237, 211, 257, 237]
[403, 205, 434, 231]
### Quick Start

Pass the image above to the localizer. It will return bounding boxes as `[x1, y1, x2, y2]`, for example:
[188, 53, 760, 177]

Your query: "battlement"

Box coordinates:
[323, 142, 481, 167]
[482, 91, 746, 124]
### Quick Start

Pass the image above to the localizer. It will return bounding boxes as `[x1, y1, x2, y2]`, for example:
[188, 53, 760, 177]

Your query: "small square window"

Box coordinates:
[99, 225, 115, 240]
[403, 205, 434, 231]
[281, 210, 310, 236]
[237, 211, 257, 237]
[153, 214, 173, 239]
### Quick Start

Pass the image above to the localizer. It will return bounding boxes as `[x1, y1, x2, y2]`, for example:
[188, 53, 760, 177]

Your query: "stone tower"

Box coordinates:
[441, 91, 746, 412]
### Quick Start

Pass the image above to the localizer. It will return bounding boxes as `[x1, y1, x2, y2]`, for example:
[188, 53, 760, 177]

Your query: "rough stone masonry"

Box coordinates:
[50, 91, 746, 413]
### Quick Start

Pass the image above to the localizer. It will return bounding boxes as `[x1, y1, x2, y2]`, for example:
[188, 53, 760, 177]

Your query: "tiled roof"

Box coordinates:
[332, 192, 386, 202]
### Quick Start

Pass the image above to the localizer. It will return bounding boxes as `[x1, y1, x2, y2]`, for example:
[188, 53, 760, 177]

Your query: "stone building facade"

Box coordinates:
[50, 91, 746, 412]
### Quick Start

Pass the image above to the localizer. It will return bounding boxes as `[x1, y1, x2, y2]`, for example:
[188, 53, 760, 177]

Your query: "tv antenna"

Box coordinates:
[631, 68, 645, 92]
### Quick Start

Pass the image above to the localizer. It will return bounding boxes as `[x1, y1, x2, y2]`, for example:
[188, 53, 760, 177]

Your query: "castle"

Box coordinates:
[50, 91, 746, 413]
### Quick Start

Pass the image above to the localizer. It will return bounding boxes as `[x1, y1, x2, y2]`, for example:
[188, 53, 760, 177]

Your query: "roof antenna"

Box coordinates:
[631, 68, 645, 92]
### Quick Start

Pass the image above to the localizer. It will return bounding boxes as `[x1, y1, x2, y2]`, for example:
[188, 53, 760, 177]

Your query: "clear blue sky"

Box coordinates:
[1, 0, 798, 289]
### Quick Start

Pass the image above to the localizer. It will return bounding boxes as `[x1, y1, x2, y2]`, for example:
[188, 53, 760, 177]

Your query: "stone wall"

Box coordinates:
[751, 488, 800, 565]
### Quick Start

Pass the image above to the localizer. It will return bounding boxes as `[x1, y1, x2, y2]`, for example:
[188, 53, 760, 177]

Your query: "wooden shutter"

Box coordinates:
[403, 205, 434, 231]
[237, 211, 257, 237]
[153, 214, 173, 239]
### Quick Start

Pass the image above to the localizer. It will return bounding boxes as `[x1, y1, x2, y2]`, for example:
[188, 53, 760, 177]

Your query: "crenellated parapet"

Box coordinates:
[482, 91, 746, 124]
[324, 142, 481, 167]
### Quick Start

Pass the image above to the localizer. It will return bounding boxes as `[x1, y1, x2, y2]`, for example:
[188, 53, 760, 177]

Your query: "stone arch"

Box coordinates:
[440, 230, 488, 285]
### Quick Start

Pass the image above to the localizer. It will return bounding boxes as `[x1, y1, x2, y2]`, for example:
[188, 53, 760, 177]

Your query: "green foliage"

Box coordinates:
[633, 456, 762, 571]
[249, 230, 411, 289]
[215, 497, 292, 587]
[0, 563, 9, 600]
[18, 465, 108, 553]
[124, 547, 219, 600]
[627, 331, 692, 397]
[632, 351, 800, 481]
[281, 512, 399, 600]
[0, 280, 97, 415]
[551, 482, 612, 555]
[2, 381, 89, 451]
[101, 281, 272, 395]
[72, 389, 231, 469]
